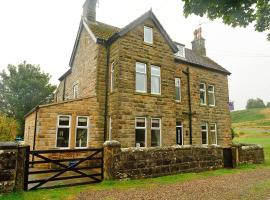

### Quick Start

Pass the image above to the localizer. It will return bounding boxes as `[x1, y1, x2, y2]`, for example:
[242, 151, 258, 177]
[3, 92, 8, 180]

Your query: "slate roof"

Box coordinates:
[88, 21, 120, 40]
[86, 15, 230, 75]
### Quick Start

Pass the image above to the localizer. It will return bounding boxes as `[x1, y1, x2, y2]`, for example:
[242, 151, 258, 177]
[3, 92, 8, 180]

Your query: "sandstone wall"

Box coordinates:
[103, 141, 223, 180]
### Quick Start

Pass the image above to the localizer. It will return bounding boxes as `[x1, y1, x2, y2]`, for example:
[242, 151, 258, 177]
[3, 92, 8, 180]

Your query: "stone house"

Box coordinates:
[24, 0, 232, 151]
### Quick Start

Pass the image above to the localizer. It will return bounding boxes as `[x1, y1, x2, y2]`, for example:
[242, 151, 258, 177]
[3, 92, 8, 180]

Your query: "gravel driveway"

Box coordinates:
[77, 168, 270, 200]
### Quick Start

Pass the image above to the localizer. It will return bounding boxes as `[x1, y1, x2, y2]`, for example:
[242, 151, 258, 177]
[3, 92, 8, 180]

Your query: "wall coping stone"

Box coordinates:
[0, 142, 19, 150]
[232, 143, 263, 149]
[103, 140, 121, 148]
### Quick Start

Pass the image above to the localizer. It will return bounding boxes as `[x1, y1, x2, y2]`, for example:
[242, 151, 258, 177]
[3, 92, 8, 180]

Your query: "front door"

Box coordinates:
[176, 125, 183, 145]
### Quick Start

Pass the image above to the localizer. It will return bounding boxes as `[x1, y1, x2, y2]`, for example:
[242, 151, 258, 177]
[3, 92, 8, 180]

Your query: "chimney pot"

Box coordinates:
[191, 27, 206, 56]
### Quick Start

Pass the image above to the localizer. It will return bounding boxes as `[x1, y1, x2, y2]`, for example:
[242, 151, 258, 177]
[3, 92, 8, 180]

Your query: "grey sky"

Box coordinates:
[0, 0, 270, 110]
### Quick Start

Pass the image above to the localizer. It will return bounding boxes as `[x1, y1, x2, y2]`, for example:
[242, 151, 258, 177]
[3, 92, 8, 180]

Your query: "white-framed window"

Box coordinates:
[135, 117, 147, 147]
[176, 44, 185, 58]
[73, 84, 79, 99]
[111, 62, 115, 92]
[200, 83, 206, 105]
[136, 62, 147, 93]
[151, 65, 161, 94]
[109, 116, 112, 141]
[201, 123, 208, 145]
[144, 26, 153, 44]
[210, 123, 217, 145]
[175, 78, 181, 101]
[208, 85, 216, 106]
[151, 118, 161, 147]
[75, 116, 89, 148]
[56, 115, 71, 148]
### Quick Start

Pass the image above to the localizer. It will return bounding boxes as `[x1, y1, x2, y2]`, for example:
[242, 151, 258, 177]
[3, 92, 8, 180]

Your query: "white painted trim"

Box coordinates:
[175, 78, 181, 102]
[75, 116, 89, 149]
[201, 122, 208, 145]
[210, 123, 218, 145]
[109, 116, 112, 141]
[208, 85, 216, 106]
[135, 62, 147, 93]
[56, 115, 72, 149]
[135, 117, 147, 147]
[144, 26, 153, 44]
[82, 18, 97, 43]
[200, 83, 207, 105]
[110, 62, 115, 92]
[151, 118, 162, 147]
[151, 65, 161, 95]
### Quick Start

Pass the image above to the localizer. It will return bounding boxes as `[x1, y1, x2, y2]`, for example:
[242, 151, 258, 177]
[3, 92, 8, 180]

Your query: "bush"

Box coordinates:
[246, 98, 265, 109]
[0, 114, 18, 141]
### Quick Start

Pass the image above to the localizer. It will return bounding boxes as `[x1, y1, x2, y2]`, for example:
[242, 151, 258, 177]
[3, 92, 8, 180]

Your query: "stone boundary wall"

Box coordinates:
[0, 143, 29, 194]
[103, 141, 224, 180]
[232, 144, 264, 165]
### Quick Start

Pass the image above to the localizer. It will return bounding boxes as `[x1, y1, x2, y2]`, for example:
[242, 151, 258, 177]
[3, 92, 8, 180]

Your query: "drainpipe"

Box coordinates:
[32, 106, 39, 166]
[183, 67, 193, 145]
[103, 43, 111, 142]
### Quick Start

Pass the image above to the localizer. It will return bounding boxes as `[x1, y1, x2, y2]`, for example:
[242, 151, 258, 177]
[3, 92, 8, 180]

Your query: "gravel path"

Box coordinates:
[77, 169, 270, 200]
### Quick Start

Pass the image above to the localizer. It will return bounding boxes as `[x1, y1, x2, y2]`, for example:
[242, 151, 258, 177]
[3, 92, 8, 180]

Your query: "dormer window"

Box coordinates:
[144, 26, 153, 44]
[176, 44, 185, 58]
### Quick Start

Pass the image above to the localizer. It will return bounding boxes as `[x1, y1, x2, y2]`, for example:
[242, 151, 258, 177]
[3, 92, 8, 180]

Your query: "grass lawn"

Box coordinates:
[1, 108, 269, 200]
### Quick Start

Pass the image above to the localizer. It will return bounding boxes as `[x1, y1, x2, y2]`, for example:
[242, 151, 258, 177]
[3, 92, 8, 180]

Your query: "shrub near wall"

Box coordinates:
[104, 141, 224, 180]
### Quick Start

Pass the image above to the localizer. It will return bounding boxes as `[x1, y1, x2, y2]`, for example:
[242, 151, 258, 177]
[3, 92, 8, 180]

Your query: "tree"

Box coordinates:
[246, 98, 265, 109]
[0, 61, 56, 134]
[0, 113, 18, 141]
[182, 0, 270, 40]
[267, 102, 270, 107]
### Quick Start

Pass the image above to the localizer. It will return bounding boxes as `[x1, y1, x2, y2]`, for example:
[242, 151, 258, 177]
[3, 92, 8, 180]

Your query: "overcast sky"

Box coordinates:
[0, 0, 270, 110]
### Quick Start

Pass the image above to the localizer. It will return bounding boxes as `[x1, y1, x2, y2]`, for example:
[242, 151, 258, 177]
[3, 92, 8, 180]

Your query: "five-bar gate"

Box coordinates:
[24, 148, 103, 191]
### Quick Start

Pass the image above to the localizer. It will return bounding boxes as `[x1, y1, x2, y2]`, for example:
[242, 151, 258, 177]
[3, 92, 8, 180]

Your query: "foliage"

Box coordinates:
[267, 102, 270, 107]
[182, 0, 270, 40]
[0, 113, 18, 141]
[246, 98, 265, 109]
[0, 61, 56, 134]
[231, 127, 238, 139]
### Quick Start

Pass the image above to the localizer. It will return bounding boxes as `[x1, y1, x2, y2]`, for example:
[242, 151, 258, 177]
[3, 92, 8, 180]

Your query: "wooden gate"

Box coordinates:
[24, 148, 103, 191]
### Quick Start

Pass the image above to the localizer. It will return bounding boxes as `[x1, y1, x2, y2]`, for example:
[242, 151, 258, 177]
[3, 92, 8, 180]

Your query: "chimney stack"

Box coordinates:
[83, 0, 98, 22]
[191, 27, 206, 56]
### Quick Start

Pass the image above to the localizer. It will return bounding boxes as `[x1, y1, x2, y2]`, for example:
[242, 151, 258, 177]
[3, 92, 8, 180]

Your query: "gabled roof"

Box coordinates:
[88, 21, 120, 40]
[108, 10, 179, 53]
[176, 48, 231, 75]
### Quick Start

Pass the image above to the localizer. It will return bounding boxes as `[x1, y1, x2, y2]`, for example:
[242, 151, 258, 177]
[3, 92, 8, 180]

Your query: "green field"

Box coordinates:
[1, 108, 270, 200]
[232, 108, 270, 165]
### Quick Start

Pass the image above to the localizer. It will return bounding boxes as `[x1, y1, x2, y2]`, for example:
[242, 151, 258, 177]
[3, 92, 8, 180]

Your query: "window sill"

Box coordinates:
[143, 42, 154, 47]
[134, 92, 162, 98]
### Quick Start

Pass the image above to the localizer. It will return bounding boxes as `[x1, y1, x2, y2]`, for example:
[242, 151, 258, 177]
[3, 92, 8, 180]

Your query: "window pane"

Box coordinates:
[151, 66, 160, 76]
[176, 121, 182, 127]
[200, 91, 206, 104]
[151, 76, 160, 94]
[144, 26, 153, 44]
[135, 129, 145, 147]
[57, 128, 69, 147]
[175, 78, 180, 87]
[200, 83, 205, 90]
[208, 85, 214, 92]
[59, 116, 70, 126]
[151, 130, 160, 147]
[210, 124, 216, 131]
[78, 117, 88, 127]
[76, 128, 88, 148]
[136, 118, 146, 127]
[152, 119, 160, 128]
[175, 86, 180, 101]
[136, 73, 146, 92]
[208, 93, 214, 105]
[202, 132, 207, 144]
[136, 63, 146, 73]
[201, 124, 207, 130]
